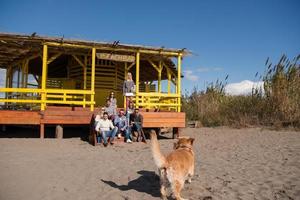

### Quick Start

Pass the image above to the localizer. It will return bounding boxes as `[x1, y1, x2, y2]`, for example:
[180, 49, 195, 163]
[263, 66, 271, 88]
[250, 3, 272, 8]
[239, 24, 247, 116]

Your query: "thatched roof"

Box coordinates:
[0, 32, 187, 81]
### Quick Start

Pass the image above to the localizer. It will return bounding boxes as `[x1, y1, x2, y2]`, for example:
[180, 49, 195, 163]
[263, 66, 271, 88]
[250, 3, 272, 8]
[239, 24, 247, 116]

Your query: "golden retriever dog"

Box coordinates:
[150, 130, 195, 200]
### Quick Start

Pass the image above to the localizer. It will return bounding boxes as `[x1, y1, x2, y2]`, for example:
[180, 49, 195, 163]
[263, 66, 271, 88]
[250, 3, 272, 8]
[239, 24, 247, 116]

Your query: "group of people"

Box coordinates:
[94, 72, 144, 147]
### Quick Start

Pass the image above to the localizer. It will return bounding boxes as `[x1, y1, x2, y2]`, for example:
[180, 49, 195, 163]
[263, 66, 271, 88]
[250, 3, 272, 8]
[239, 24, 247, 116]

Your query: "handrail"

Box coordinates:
[0, 88, 93, 95]
[135, 92, 181, 112]
[137, 92, 180, 98]
[0, 88, 95, 109]
[0, 88, 42, 93]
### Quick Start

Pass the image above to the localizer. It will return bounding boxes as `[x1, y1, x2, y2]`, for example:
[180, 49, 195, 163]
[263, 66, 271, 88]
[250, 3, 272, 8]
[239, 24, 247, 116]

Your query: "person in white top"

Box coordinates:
[95, 107, 105, 127]
[95, 112, 118, 147]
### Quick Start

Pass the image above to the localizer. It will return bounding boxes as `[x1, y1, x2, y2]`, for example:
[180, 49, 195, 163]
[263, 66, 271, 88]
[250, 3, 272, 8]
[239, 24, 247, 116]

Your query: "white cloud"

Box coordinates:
[183, 70, 198, 81]
[197, 67, 223, 72]
[225, 80, 264, 95]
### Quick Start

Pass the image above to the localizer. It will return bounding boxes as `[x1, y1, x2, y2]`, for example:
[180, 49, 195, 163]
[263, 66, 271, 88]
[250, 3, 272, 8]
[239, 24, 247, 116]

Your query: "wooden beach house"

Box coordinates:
[0, 33, 187, 142]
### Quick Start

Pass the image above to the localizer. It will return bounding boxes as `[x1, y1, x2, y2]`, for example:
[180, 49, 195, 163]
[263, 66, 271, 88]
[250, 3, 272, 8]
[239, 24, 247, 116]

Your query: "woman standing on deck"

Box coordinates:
[107, 91, 117, 116]
[123, 72, 135, 109]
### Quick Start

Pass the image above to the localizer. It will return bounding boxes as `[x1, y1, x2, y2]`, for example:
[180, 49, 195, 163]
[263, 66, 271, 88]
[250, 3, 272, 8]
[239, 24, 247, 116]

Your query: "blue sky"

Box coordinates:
[0, 0, 299, 93]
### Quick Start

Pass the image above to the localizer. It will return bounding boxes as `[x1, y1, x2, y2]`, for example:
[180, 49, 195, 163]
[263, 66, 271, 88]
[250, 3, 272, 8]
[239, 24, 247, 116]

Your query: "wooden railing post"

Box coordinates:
[41, 45, 48, 111]
[135, 51, 140, 108]
[124, 62, 128, 108]
[90, 48, 96, 111]
[83, 56, 87, 108]
[177, 53, 182, 112]
[158, 61, 162, 93]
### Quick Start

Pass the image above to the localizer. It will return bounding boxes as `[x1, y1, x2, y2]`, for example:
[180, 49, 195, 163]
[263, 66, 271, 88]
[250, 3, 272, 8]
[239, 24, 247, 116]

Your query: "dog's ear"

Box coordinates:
[189, 138, 195, 145]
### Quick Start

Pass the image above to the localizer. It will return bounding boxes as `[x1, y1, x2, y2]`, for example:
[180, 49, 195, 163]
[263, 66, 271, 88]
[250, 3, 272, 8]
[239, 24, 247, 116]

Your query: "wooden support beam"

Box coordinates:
[72, 55, 85, 68]
[83, 56, 87, 108]
[44, 42, 182, 56]
[10, 53, 42, 68]
[91, 48, 96, 111]
[127, 62, 135, 71]
[158, 61, 162, 93]
[167, 68, 171, 94]
[124, 62, 128, 108]
[5, 66, 10, 101]
[147, 59, 160, 72]
[47, 53, 62, 65]
[135, 52, 140, 107]
[5, 66, 9, 88]
[21, 61, 24, 88]
[24, 59, 29, 88]
[8, 65, 12, 88]
[40, 123, 44, 139]
[162, 61, 176, 77]
[177, 54, 182, 112]
[41, 45, 48, 111]
[33, 74, 39, 83]
[55, 125, 63, 139]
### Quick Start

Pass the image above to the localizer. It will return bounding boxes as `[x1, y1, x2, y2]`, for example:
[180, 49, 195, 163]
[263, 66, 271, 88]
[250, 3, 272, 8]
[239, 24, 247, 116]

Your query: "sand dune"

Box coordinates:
[0, 128, 299, 200]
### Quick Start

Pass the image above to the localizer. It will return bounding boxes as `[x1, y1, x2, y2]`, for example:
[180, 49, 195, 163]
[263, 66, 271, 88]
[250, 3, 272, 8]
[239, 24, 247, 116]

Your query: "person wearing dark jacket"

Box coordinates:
[129, 108, 143, 142]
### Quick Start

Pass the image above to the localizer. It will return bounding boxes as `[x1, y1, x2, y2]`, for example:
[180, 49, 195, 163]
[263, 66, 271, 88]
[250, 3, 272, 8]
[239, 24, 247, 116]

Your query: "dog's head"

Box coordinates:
[173, 137, 195, 150]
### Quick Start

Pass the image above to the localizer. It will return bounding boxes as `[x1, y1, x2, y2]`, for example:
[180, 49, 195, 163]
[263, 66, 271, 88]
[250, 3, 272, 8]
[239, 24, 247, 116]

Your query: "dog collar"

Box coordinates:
[177, 145, 193, 151]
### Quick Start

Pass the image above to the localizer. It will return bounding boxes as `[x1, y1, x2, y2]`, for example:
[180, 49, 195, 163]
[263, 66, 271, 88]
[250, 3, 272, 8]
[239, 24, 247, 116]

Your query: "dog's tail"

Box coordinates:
[150, 130, 166, 168]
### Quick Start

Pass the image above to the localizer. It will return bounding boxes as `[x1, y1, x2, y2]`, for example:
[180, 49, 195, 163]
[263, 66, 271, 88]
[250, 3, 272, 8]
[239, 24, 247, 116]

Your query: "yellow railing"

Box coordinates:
[0, 88, 95, 110]
[135, 92, 181, 112]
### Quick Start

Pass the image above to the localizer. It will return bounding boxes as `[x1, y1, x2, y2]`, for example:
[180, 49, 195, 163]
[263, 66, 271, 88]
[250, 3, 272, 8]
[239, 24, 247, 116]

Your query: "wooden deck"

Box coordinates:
[0, 106, 185, 141]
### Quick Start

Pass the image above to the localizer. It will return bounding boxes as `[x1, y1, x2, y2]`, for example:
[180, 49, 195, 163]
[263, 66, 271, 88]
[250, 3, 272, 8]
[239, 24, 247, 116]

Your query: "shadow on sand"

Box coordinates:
[101, 170, 161, 198]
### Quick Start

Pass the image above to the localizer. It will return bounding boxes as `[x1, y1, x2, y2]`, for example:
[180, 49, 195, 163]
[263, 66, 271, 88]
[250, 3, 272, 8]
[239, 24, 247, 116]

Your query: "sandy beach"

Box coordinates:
[0, 127, 299, 200]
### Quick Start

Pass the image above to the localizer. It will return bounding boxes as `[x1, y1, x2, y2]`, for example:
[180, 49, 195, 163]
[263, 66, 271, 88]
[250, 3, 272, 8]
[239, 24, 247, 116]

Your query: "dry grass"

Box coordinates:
[182, 54, 300, 129]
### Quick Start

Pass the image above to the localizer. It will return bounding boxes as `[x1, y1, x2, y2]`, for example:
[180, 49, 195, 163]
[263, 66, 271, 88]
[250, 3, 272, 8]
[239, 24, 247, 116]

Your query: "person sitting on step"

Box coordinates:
[129, 108, 144, 142]
[95, 112, 118, 147]
[95, 107, 105, 127]
[114, 109, 132, 143]
[103, 99, 116, 121]
[126, 100, 135, 125]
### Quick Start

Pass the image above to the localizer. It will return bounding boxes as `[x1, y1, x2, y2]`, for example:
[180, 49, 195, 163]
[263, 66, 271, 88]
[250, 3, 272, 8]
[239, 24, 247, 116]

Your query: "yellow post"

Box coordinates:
[167, 68, 171, 94]
[83, 56, 87, 108]
[91, 48, 96, 111]
[158, 61, 162, 93]
[41, 45, 48, 111]
[135, 52, 140, 107]
[6, 66, 12, 103]
[124, 62, 128, 108]
[177, 54, 182, 112]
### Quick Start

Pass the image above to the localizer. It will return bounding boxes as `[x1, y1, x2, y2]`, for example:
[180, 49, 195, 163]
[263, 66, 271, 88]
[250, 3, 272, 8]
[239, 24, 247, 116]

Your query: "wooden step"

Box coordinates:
[94, 136, 127, 145]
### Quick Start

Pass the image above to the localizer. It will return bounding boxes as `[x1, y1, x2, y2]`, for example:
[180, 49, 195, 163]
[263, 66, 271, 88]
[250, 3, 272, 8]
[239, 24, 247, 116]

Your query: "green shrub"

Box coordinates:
[182, 54, 300, 129]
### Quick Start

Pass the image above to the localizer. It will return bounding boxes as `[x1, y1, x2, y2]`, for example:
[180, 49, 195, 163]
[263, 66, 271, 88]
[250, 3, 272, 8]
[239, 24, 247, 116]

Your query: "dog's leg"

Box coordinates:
[187, 175, 192, 184]
[159, 169, 167, 200]
[187, 165, 195, 183]
[172, 180, 188, 200]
